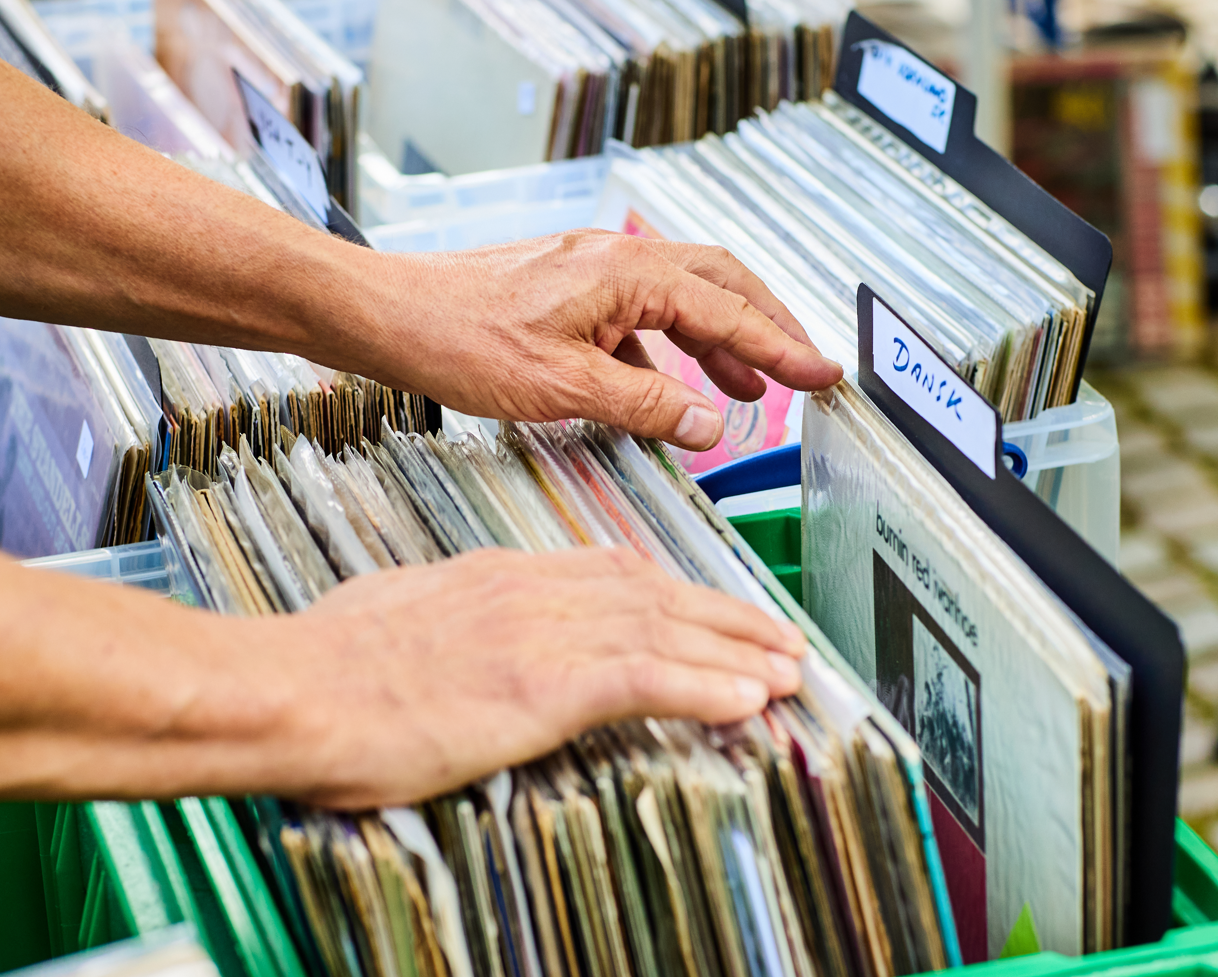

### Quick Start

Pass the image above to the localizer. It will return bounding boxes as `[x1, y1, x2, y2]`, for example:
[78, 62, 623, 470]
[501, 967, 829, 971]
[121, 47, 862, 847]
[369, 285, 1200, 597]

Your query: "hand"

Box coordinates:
[353, 231, 843, 452]
[274, 547, 806, 808]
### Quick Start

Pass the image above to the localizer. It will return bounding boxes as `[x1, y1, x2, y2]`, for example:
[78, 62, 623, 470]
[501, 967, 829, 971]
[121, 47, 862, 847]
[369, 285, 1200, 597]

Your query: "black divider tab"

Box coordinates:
[834, 12, 1112, 402]
[857, 283, 1182, 948]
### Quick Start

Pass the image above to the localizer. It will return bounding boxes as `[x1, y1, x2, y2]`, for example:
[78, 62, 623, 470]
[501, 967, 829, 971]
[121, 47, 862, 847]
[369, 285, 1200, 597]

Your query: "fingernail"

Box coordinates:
[778, 620, 805, 652]
[675, 405, 720, 450]
[767, 652, 800, 683]
[735, 676, 769, 709]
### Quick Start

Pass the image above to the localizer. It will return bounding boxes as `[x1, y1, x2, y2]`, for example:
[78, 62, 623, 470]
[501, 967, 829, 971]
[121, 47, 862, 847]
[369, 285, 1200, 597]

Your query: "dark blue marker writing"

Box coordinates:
[892, 337, 910, 371]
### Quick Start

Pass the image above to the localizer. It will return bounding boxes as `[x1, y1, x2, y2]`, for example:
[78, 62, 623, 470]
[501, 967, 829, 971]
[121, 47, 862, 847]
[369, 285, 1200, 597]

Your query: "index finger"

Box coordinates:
[653, 263, 843, 392]
[643, 240, 813, 349]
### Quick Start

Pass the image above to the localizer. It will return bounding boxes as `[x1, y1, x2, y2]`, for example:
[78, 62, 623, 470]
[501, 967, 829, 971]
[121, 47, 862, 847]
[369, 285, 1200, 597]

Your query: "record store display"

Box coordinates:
[0, 3, 1192, 977]
[367, 0, 846, 176]
[150, 417, 961, 977]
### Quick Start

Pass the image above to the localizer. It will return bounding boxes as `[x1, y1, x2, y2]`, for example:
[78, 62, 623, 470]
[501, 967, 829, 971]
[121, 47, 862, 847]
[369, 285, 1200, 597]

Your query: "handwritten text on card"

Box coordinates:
[235, 72, 330, 222]
[872, 298, 996, 478]
[856, 39, 956, 154]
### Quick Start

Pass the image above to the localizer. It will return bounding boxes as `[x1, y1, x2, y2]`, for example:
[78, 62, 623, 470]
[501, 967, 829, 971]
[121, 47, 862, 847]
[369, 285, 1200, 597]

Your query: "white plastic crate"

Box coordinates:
[281, 0, 375, 69]
[23, 538, 170, 593]
[712, 381, 1119, 565]
[31, 0, 152, 74]
[30, 0, 371, 72]
[359, 135, 608, 241]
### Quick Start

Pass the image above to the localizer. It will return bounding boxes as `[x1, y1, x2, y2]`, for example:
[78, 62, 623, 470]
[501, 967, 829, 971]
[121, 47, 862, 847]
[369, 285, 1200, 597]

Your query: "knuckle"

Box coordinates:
[626, 657, 667, 705]
[635, 610, 672, 655]
[616, 372, 669, 432]
[605, 546, 648, 576]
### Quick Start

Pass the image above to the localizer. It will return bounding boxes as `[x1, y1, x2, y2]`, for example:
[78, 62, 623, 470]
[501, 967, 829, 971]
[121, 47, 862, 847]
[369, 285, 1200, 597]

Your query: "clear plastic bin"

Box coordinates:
[1002, 380, 1119, 565]
[22, 539, 170, 594]
[359, 135, 608, 242]
[29, 0, 152, 69]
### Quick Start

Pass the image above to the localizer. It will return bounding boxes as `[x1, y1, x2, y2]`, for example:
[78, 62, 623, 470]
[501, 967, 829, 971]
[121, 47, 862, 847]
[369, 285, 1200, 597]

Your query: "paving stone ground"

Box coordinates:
[1088, 366, 1218, 846]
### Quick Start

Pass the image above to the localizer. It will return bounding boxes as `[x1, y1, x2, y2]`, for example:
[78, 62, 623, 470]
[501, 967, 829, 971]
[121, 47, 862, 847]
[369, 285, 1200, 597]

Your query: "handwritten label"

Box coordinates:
[234, 71, 330, 222]
[856, 39, 956, 154]
[75, 419, 93, 479]
[872, 298, 996, 478]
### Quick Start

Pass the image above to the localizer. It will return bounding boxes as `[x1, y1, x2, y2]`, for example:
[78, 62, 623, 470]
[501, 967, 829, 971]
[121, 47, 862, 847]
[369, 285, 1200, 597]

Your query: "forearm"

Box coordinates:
[0, 557, 317, 799]
[0, 61, 406, 382]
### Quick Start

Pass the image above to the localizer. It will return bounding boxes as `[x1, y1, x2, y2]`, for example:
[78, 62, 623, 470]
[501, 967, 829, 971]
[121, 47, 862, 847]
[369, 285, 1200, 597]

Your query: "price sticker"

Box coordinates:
[234, 71, 330, 222]
[871, 297, 996, 478]
[856, 39, 956, 154]
[75, 419, 93, 479]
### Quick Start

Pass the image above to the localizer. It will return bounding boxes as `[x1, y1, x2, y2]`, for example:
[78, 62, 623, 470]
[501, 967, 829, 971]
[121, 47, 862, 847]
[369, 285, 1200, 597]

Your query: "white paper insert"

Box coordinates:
[235, 73, 330, 222]
[872, 298, 996, 478]
[856, 39, 956, 154]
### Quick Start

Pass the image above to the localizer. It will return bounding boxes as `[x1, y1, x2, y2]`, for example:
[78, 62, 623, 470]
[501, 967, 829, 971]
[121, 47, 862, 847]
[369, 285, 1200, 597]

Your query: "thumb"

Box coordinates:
[579, 347, 725, 451]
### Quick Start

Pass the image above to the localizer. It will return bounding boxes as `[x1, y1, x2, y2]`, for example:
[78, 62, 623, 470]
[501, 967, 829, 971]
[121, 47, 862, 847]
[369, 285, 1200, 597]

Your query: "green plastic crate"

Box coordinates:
[0, 798, 304, 977]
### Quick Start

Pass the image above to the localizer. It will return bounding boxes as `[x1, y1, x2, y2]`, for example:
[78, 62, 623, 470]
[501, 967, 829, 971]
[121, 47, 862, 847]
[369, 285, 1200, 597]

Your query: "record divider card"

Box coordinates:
[855, 282, 1184, 947]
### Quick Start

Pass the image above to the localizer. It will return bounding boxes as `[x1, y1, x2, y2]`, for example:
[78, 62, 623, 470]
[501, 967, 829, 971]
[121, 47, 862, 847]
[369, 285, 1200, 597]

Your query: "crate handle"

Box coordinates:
[695, 440, 1028, 503]
[694, 444, 801, 503]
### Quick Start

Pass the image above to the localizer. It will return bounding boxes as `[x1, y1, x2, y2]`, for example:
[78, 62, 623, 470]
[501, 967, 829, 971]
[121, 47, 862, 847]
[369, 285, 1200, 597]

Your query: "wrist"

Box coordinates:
[291, 244, 432, 393]
[175, 612, 335, 797]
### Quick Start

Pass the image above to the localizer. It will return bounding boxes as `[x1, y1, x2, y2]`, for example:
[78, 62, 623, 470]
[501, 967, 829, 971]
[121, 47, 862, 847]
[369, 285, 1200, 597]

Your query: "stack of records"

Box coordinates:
[804, 376, 1120, 961]
[0, 34, 432, 551]
[367, 0, 847, 176]
[0, 0, 107, 119]
[593, 93, 1096, 475]
[150, 339, 430, 477]
[155, 0, 362, 210]
[59, 328, 165, 547]
[151, 417, 962, 975]
[0, 315, 425, 555]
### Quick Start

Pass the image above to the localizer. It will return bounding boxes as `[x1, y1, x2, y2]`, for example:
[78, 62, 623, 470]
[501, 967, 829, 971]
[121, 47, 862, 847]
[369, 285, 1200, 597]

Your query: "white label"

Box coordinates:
[517, 80, 536, 116]
[856, 39, 956, 154]
[75, 418, 94, 479]
[235, 72, 330, 222]
[872, 299, 996, 478]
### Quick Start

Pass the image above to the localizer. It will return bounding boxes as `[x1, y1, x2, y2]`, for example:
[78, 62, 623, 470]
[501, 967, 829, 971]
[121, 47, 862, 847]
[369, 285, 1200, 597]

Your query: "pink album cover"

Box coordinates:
[623, 209, 796, 474]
